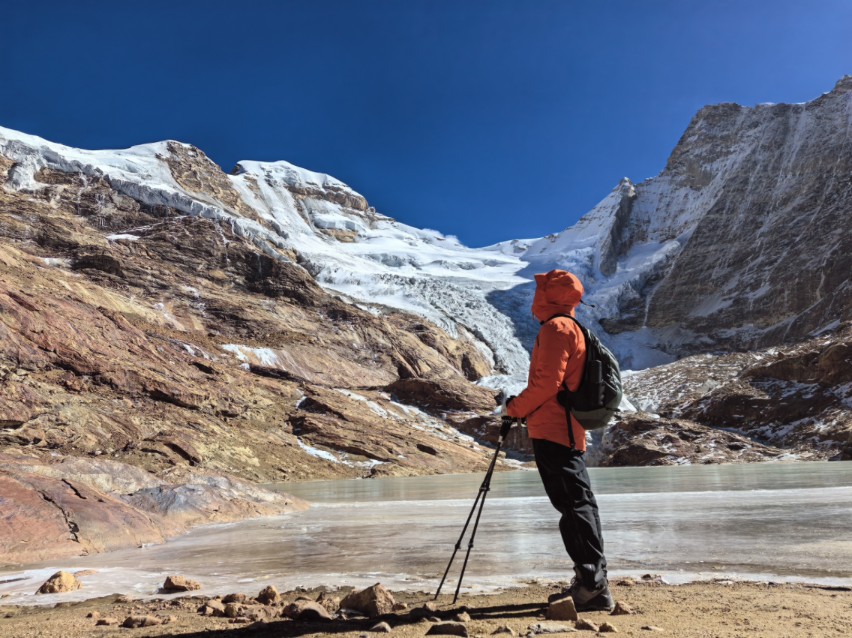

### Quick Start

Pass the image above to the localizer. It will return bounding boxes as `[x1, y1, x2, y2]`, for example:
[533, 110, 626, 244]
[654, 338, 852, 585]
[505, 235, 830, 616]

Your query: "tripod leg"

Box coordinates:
[434, 419, 515, 602]
[433, 486, 485, 599]
[434, 439, 503, 600]
[452, 443, 501, 603]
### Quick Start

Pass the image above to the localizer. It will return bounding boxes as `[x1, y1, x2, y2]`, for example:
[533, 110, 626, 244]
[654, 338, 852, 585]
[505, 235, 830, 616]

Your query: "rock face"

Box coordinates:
[595, 325, 852, 465]
[0, 128, 507, 565]
[517, 77, 852, 368]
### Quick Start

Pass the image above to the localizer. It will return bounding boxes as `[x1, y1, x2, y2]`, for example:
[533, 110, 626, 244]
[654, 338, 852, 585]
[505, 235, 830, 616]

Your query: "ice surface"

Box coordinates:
[1, 462, 849, 605]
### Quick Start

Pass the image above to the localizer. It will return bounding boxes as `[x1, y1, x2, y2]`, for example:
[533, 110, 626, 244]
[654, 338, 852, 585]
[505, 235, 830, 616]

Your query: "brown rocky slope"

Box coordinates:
[592, 325, 852, 466]
[0, 155, 507, 565]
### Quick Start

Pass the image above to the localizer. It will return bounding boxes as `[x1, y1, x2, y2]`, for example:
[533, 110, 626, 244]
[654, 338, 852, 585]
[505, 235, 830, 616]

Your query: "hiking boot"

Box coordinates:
[547, 575, 579, 604]
[570, 580, 614, 612]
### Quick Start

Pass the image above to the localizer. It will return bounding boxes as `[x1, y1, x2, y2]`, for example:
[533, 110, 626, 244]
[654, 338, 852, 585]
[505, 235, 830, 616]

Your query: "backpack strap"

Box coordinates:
[545, 314, 584, 449]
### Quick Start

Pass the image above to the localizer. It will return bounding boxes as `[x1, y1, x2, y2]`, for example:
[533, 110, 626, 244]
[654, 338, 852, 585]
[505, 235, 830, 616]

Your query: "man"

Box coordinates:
[504, 269, 613, 611]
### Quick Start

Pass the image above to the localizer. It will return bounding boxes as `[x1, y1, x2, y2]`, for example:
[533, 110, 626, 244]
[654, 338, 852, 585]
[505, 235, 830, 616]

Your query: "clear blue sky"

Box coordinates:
[2, 1, 850, 246]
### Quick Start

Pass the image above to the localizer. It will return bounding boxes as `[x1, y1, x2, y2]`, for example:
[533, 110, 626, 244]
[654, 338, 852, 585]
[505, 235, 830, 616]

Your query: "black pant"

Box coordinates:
[532, 438, 608, 588]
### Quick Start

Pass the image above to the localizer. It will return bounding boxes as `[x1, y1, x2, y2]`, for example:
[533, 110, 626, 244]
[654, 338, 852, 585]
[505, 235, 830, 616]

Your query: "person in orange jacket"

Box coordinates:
[504, 269, 613, 611]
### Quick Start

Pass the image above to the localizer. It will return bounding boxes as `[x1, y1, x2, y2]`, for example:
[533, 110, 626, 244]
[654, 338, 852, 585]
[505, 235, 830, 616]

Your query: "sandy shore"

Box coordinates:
[1, 579, 850, 638]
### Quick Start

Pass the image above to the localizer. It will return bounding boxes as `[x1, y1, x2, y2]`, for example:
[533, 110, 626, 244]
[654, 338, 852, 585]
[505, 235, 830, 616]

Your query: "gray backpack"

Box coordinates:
[553, 315, 623, 434]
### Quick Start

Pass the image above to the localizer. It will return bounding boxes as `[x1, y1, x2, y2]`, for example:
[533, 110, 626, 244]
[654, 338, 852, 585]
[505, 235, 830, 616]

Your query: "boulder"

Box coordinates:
[199, 599, 226, 616]
[122, 615, 162, 628]
[610, 601, 634, 615]
[36, 571, 81, 594]
[224, 602, 243, 618]
[339, 583, 396, 617]
[426, 622, 469, 637]
[282, 600, 333, 621]
[163, 575, 201, 592]
[222, 593, 247, 604]
[545, 596, 577, 621]
[600, 622, 618, 633]
[316, 591, 340, 613]
[257, 584, 280, 605]
[575, 619, 599, 631]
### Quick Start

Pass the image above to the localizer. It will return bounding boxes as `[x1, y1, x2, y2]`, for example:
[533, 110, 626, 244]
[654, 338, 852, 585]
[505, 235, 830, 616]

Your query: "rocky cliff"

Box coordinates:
[0, 137, 508, 565]
[521, 77, 852, 369]
[591, 323, 852, 466]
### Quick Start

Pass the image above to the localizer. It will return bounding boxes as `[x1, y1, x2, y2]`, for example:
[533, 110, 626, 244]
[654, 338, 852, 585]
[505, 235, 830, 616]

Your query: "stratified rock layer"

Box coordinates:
[0, 133, 504, 565]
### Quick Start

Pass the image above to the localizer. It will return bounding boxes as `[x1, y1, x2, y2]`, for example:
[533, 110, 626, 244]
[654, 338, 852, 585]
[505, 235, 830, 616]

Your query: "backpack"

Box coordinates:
[551, 314, 623, 432]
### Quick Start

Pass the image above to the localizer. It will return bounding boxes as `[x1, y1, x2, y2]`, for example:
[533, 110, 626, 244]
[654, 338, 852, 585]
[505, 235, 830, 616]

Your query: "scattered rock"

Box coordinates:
[316, 591, 340, 613]
[527, 622, 576, 634]
[245, 606, 272, 622]
[639, 574, 667, 585]
[231, 617, 251, 624]
[114, 594, 133, 603]
[96, 617, 120, 626]
[599, 622, 618, 633]
[163, 615, 177, 624]
[455, 611, 472, 622]
[492, 626, 515, 636]
[641, 627, 665, 632]
[224, 602, 243, 618]
[122, 615, 162, 628]
[392, 602, 409, 612]
[199, 599, 226, 616]
[409, 602, 438, 620]
[575, 619, 599, 632]
[610, 601, 634, 616]
[614, 578, 636, 587]
[163, 575, 201, 592]
[545, 596, 578, 621]
[427, 621, 469, 637]
[257, 585, 280, 605]
[340, 583, 396, 617]
[36, 571, 82, 594]
[86, 611, 100, 620]
[282, 599, 333, 621]
[371, 621, 393, 632]
[222, 593, 247, 604]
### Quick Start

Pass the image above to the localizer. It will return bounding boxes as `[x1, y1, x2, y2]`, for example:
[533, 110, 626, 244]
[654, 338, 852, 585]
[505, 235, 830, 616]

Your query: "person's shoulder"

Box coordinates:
[541, 315, 581, 338]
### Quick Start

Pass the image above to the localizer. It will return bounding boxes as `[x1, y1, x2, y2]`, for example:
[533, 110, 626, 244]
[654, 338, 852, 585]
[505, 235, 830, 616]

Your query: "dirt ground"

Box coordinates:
[1, 579, 850, 638]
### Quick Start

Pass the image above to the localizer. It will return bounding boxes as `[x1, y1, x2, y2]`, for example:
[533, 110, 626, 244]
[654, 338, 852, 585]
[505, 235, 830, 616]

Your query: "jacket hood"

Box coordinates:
[531, 270, 584, 322]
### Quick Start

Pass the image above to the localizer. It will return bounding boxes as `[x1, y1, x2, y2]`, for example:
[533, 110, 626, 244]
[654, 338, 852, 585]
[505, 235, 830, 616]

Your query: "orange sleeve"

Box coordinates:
[506, 321, 573, 418]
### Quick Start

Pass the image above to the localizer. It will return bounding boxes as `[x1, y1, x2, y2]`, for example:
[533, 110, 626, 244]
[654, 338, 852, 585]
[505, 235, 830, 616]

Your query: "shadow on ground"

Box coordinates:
[155, 601, 547, 637]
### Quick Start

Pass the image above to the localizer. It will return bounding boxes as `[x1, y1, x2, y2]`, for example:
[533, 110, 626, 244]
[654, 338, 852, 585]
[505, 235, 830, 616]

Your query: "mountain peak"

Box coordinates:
[833, 75, 852, 94]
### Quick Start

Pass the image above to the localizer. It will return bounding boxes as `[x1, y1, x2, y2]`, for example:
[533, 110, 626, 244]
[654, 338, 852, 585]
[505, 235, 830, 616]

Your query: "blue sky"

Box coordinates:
[2, 1, 850, 246]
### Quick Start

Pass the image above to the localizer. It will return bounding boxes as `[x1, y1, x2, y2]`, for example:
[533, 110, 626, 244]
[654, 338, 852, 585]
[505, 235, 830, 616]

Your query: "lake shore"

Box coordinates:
[2, 578, 850, 637]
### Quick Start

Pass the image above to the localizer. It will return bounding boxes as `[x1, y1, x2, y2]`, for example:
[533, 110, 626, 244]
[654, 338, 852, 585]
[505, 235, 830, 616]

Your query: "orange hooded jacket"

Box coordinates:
[506, 270, 587, 451]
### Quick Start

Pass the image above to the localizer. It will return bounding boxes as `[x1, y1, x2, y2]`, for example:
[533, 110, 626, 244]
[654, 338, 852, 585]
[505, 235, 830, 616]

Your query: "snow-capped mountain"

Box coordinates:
[2, 77, 851, 378]
[3, 78, 851, 565]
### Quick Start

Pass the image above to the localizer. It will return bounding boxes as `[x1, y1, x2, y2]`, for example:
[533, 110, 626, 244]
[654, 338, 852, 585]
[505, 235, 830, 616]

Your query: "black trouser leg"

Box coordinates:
[532, 438, 607, 589]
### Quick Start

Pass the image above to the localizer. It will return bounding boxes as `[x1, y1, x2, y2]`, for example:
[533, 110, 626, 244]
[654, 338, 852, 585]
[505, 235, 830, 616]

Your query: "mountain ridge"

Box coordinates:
[1, 78, 850, 564]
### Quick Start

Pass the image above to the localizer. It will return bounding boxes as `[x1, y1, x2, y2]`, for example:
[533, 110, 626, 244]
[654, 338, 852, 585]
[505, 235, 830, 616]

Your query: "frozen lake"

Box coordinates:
[2, 461, 851, 605]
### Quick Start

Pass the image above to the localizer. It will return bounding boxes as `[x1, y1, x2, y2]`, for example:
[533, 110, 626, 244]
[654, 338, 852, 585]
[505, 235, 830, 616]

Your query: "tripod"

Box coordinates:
[434, 417, 516, 604]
